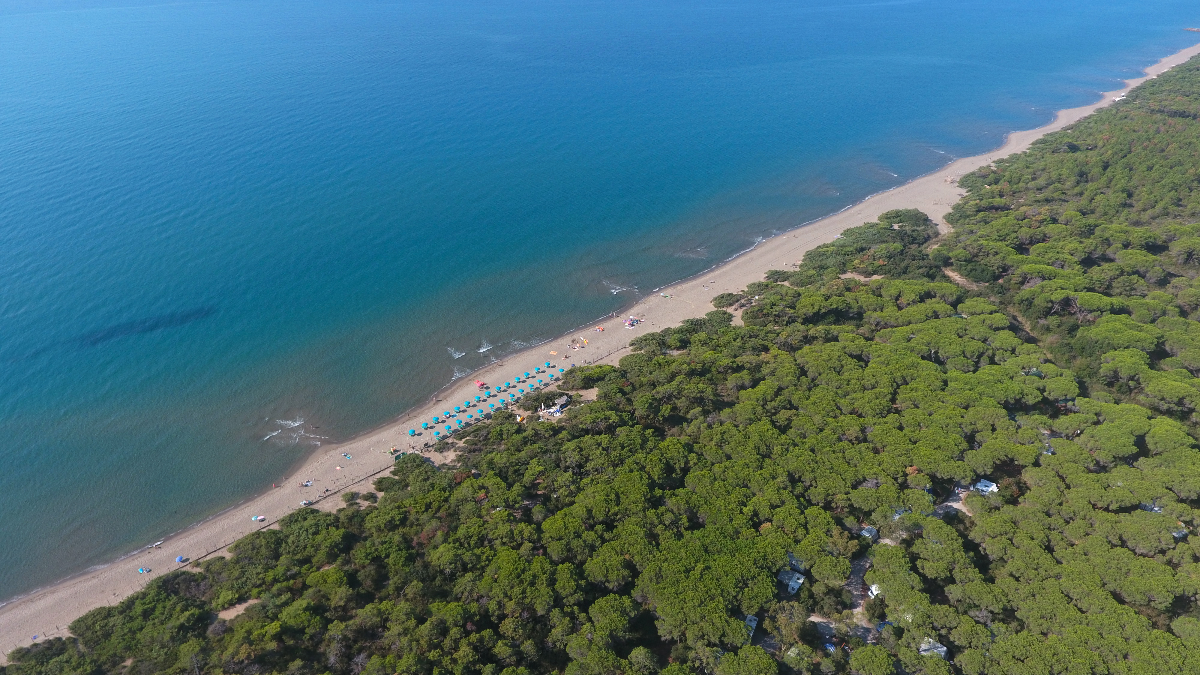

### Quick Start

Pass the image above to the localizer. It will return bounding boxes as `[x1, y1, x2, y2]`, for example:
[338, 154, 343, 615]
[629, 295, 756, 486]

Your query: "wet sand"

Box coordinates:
[2, 40, 1198, 663]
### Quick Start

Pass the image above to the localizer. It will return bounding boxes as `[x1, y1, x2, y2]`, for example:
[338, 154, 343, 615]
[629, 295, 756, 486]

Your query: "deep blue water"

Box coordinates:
[0, 0, 1197, 600]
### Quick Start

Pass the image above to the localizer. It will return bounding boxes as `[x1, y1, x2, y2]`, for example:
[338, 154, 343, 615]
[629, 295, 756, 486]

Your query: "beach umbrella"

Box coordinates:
[537, 379, 543, 384]
[548, 374, 555, 380]
[545, 362, 551, 367]
[421, 422, 429, 429]
[434, 431, 441, 437]
[409, 429, 416, 436]
[488, 403, 495, 409]
[475, 396, 482, 402]
[454, 406, 461, 413]
[176, 556, 184, 563]
[524, 372, 530, 377]
[535, 367, 541, 373]
[432, 416, 439, 423]
[446, 425, 452, 431]
[558, 368, 564, 372]
[505, 381, 511, 387]
[464, 400, 471, 407]
[467, 414, 473, 420]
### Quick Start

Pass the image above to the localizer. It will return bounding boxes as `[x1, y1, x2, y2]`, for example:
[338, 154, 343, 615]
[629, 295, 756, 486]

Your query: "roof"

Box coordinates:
[974, 479, 998, 493]
[918, 638, 947, 659]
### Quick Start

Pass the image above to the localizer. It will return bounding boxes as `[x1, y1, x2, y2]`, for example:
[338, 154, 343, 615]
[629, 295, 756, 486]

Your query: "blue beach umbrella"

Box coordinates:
[409, 429, 416, 436]
[475, 396, 482, 402]
[558, 368, 564, 373]
[446, 425, 452, 432]
[422, 422, 429, 429]
[488, 403, 495, 409]
[454, 406, 461, 413]
[505, 381, 511, 387]
[464, 400, 471, 407]
[176, 556, 184, 563]
[432, 416, 439, 423]
[545, 362, 551, 367]
[535, 367, 541, 373]
[434, 431, 441, 437]
[524, 372, 530, 377]
[467, 414, 474, 420]
[548, 374, 555, 380]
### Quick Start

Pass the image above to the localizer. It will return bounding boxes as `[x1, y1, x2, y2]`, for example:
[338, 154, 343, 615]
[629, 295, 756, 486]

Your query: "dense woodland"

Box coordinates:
[10, 57, 1200, 675]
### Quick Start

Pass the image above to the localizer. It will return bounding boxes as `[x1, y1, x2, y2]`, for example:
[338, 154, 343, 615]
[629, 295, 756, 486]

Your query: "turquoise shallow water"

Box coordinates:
[0, 0, 1197, 601]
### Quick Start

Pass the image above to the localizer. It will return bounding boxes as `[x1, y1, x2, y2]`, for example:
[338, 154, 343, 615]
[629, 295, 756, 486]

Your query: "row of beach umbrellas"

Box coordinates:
[408, 362, 567, 438]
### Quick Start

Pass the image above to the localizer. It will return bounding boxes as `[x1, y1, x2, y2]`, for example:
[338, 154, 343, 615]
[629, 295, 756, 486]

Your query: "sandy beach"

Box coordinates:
[2, 40, 1198, 662]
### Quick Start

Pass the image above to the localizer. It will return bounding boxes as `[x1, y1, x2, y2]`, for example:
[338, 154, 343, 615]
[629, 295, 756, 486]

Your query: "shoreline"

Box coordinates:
[3, 39, 1199, 662]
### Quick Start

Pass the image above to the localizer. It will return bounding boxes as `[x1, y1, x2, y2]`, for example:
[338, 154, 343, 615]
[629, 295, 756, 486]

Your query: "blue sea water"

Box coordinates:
[0, 0, 1197, 601]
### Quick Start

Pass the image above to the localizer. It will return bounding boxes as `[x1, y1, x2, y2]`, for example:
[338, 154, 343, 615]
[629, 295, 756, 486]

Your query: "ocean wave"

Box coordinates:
[602, 280, 633, 294]
[451, 366, 470, 380]
[276, 417, 304, 428]
[447, 347, 466, 359]
[478, 340, 493, 352]
[262, 430, 281, 441]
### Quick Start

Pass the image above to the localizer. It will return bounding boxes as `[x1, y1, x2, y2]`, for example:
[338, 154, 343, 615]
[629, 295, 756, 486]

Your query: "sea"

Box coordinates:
[0, 0, 1197, 602]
